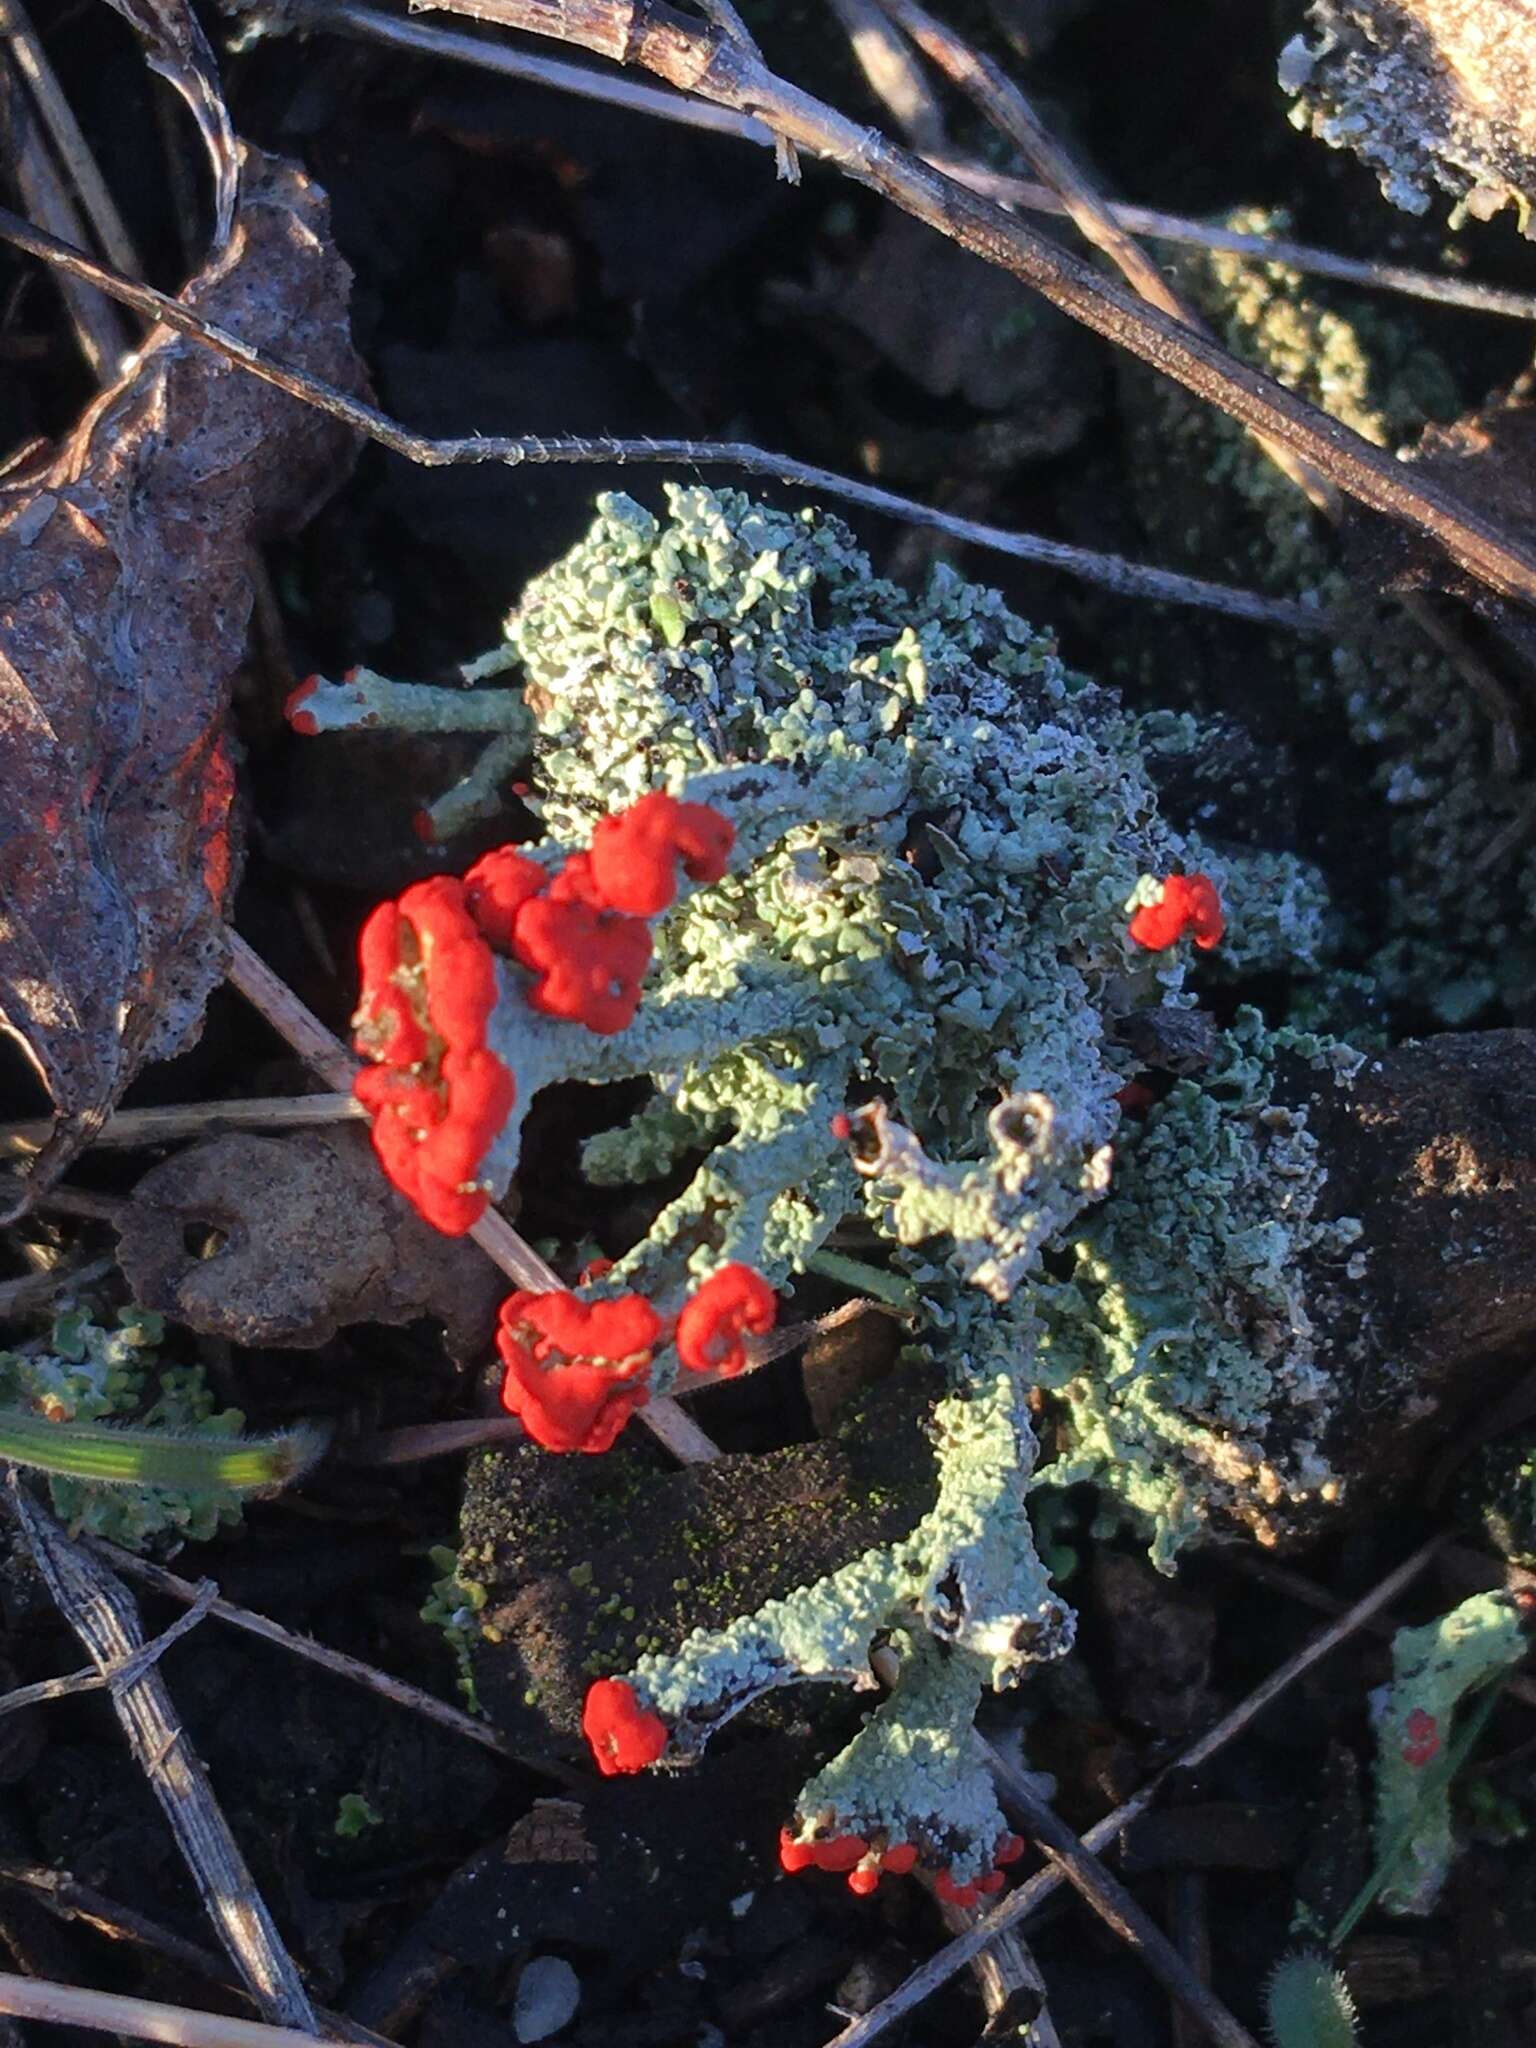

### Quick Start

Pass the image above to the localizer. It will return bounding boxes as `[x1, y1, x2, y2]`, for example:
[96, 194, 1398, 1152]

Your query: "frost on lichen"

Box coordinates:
[1281, 0, 1536, 235]
[1125, 214, 1536, 1023]
[0, 1309, 250, 1548]
[306, 485, 1358, 1876]
[1371, 1589, 1530, 1913]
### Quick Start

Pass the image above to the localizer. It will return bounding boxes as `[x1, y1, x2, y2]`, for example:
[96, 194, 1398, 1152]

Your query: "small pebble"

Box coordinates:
[514, 1956, 580, 2043]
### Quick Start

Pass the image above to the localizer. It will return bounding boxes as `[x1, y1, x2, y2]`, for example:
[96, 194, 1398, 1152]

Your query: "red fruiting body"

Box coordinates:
[881, 1843, 919, 1876]
[511, 887, 654, 1036]
[975, 1871, 1005, 1895]
[352, 878, 513, 1234]
[1401, 1707, 1440, 1769]
[588, 791, 735, 916]
[284, 677, 320, 736]
[779, 1828, 816, 1875]
[463, 845, 547, 951]
[497, 1288, 663, 1453]
[582, 1678, 668, 1776]
[810, 1835, 868, 1873]
[934, 1871, 979, 1908]
[994, 1833, 1027, 1866]
[675, 1263, 778, 1378]
[1127, 873, 1225, 953]
[846, 1865, 881, 1897]
[411, 809, 437, 846]
[829, 1112, 853, 1141]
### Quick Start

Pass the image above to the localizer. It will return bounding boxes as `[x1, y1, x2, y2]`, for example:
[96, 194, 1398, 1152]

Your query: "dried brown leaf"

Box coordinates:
[0, 147, 366, 1195]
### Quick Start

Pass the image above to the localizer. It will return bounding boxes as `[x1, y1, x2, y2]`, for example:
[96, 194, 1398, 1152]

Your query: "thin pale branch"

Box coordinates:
[0, 1971, 327, 2048]
[826, 1534, 1447, 2047]
[278, 0, 1536, 323]
[0, 1094, 361, 1159]
[8, 1484, 318, 2031]
[418, 0, 1536, 609]
[980, 1736, 1260, 2048]
[0, 204, 1330, 633]
[92, 1539, 581, 1781]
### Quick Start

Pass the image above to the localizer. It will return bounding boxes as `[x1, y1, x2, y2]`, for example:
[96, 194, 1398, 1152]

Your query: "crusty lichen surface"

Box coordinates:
[1281, 0, 1536, 235]
[305, 485, 1361, 1876]
[1125, 213, 1536, 1024]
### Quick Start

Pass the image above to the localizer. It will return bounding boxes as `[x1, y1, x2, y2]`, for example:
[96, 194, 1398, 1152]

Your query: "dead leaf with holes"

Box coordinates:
[114, 1127, 504, 1355]
[0, 146, 367, 1204]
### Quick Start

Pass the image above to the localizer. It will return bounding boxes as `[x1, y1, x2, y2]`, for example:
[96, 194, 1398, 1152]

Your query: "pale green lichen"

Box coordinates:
[1127, 211, 1534, 1022]
[311, 485, 1357, 1873]
[0, 1309, 252, 1549]
[1372, 1589, 1530, 1914]
[1037, 1014, 1363, 1567]
[421, 1543, 488, 1713]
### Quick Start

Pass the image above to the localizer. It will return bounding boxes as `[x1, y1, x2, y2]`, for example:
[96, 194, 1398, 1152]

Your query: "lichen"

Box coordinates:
[1282, 0, 1536, 236]
[1371, 1589, 1530, 1913]
[306, 485, 1359, 1875]
[1125, 211, 1536, 1024]
[0, 1309, 250, 1548]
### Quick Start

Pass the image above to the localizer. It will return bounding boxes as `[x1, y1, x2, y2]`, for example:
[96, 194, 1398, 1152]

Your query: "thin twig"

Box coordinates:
[0, 1867, 397, 2048]
[0, 1095, 362, 1160]
[824, 0, 946, 150]
[282, 0, 1536, 322]
[0, 205, 1331, 634]
[8, 1483, 318, 2032]
[877, 0, 1336, 522]
[0, 1971, 329, 2048]
[980, 1737, 1260, 2048]
[825, 1535, 1446, 2047]
[1223, 1547, 1536, 1713]
[90, 1538, 580, 1782]
[1, 52, 127, 376]
[0, 1584, 217, 1719]
[418, 0, 1536, 609]
[0, 0, 142, 275]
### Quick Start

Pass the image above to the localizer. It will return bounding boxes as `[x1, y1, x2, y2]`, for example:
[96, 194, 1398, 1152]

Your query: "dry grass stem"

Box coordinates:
[416, 0, 1536, 608]
[287, 0, 1536, 321]
[0, 1095, 362, 1160]
[92, 1539, 580, 1779]
[0, 1970, 330, 2048]
[979, 1735, 1261, 2048]
[0, 206, 1332, 633]
[8, 1484, 319, 2030]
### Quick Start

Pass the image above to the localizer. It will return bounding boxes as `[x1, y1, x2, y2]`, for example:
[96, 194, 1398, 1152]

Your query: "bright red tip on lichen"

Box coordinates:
[934, 1871, 979, 1908]
[846, 1865, 881, 1897]
[779, 1828, 816, 1875]
[975, 1870, 1005, 1895]
[284, 677, 320, 736]
[676, 1264, 778, 1378]
[881, 1843, 919, 1876]
[412, 808, 437, 845]
[1114, 1080, 1157, 1118]
[1401, 1707, 1441, 1769]
[588, 792, 735, 916]
[463, 845, 548, 951]
[1127, 873, 1225, 953]
[582, 1677, 668, 1776]
[993, 1833, 1027, 1866]
[497, 1288, 663, 1453]
[829, 1112, 853, 1141]
[510, 887, 654, 1036]
[811, 1835, 869, 1874]
[352, 877, 513, 1234]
